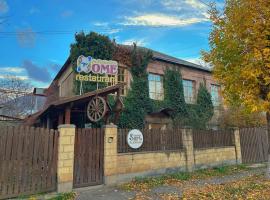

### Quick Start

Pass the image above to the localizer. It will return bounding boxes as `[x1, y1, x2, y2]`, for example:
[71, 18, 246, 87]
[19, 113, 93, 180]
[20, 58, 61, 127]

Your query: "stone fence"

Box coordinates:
[56, 125, 242, 192]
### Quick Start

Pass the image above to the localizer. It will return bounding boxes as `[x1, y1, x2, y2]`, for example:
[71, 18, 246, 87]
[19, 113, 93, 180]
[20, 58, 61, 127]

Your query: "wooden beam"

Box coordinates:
[65, 105, 71, 124]
[58, 112, 64, 125]
[46, 115, 50, 129]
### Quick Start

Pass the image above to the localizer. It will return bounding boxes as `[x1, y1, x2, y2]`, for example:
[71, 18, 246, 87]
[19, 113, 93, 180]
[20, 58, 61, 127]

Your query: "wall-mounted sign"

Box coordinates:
[127, 129, 143, 149]
[75, 55, 118, 83]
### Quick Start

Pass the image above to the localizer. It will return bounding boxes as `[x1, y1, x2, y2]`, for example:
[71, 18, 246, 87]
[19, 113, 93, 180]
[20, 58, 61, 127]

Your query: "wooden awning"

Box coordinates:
[24, 83, 124, 125]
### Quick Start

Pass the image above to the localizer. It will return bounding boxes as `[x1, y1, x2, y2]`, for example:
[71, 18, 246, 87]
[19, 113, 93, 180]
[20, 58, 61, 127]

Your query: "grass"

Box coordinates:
[15, 192, 76, 200]
[121, 164, 249, 191]
[48, 192, 76, 200]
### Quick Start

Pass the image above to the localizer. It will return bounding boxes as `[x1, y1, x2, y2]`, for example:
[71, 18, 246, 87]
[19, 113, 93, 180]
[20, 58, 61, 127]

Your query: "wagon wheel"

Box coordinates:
[87, 96, 107, 122]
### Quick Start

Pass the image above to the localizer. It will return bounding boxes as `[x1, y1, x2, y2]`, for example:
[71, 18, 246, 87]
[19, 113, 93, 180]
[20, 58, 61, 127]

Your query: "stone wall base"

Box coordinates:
[57, 182, 73, 193]
[104, 166, 186, 185]
[195, 160, 237, 170]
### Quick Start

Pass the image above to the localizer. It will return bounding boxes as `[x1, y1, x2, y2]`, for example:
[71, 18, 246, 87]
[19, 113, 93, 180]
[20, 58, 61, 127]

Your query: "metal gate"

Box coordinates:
[239, 127, 269, 164]
[73, 128, 104, 188]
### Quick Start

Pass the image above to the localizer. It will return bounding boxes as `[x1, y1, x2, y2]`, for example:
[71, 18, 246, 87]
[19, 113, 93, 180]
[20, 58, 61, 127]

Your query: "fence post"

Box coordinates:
[57, 124, 76, 193]
[103, 124, 118, 185]
[233, 128, 242, 164]
[182, 128, 195, 172]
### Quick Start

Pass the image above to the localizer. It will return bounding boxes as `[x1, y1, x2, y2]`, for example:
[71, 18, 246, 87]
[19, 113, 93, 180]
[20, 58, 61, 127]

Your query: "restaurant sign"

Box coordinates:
[75, 55, 118, 83]
[127, 129, 144, 149]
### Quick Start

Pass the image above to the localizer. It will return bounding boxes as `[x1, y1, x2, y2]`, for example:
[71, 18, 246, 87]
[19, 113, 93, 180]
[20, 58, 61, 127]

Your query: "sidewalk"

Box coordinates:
[75, 165, 266, 200]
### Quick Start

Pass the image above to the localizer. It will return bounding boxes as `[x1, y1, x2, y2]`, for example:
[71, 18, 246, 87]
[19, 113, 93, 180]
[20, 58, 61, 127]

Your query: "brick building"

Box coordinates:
[28, 45, 222, 128]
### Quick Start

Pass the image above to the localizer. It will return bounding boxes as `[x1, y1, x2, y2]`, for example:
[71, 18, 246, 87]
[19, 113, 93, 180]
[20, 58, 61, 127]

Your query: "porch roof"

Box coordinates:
[24, 83, 124, 124]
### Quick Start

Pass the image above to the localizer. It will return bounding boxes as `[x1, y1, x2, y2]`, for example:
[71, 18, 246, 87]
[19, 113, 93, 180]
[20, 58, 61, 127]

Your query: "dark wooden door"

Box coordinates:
[239, 127, 268, 164]
[73, 128, 104, 188]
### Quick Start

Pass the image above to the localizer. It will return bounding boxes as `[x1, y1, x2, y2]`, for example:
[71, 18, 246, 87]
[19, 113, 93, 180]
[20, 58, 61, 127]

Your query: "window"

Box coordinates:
[148, 73, 164, 100]
[183, 80, 195, 103]
[107, 67, 127, 96]
[117, 67, 127, 95]
[211, 84, 221, 106]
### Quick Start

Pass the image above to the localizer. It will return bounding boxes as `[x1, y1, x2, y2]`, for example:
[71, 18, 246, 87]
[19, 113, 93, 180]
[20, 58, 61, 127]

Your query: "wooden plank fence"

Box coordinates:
[193, 129, 234, 149]
[0, 126, 58, 199]
[118, 128, 183, 153]
[239, 127, 268, 164]
[73, 128, 104, 188]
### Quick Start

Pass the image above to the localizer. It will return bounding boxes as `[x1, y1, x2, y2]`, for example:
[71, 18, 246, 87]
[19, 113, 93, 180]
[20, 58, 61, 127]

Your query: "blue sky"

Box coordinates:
[0, 0, 224, 87]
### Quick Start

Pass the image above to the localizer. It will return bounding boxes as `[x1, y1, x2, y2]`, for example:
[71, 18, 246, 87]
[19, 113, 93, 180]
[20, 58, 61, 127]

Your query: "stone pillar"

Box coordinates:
[233, 128, 242, 164]
[182, 128, 195, 172]
[57, 124, 76, 192]
[103, 124, 118, 185]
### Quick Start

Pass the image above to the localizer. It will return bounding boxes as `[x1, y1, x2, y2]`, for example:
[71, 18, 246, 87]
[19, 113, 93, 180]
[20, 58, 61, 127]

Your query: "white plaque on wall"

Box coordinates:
[127, 129, 144, 149]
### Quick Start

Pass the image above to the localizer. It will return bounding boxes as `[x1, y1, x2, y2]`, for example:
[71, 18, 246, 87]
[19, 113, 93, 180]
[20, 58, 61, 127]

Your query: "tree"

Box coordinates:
[0, 76, 34, 118]
[218, 105, 266, 129]
[202, 0, 270, 177]
[163, 68, 188, 126]
[118, 45, 153, 129]
[70, 32, 115, 94]
[196, 83, 214, 129]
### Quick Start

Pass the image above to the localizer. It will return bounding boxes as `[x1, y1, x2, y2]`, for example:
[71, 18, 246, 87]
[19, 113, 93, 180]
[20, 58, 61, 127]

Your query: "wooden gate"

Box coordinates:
[239, 127, 269, 164]
[0, 126, 58, 199]
[73, 128, 104, 188]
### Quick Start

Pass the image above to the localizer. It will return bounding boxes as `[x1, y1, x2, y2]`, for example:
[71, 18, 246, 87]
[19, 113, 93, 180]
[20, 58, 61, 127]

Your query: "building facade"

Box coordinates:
[33, 46, 222, 128]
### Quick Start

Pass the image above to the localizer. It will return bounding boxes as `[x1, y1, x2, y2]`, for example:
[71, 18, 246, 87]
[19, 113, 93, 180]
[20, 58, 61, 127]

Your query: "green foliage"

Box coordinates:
[162, 69, 213, 128]
[195, 83, 214, 129]
[70, 32, 115, 94]
[163, 68, 188, 126]
[118, 45, 153, 129]
[48, 192, 76, 200]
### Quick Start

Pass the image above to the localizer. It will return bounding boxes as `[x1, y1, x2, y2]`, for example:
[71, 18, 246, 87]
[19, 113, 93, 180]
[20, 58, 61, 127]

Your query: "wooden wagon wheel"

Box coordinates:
[87, 96, 107, 122]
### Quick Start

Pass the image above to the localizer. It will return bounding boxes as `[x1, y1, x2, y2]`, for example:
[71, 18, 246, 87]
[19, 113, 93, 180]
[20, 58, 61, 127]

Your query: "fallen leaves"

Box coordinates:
[182, 174, 270, 200]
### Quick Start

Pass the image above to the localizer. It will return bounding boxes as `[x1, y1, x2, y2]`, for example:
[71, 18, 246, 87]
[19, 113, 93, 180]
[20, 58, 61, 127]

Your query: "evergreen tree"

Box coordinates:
[195, 83, 214, 128]
[118, 45, 153, 129]
[70, 32, 115, 94]
[163, 68, 188, 126]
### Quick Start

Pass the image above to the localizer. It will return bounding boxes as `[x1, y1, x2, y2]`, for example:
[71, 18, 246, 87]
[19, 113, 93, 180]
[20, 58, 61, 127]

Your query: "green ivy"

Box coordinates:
[163, 68, 189, 126]
[195, 83, 214, 129]
[118, 45, 153, 129]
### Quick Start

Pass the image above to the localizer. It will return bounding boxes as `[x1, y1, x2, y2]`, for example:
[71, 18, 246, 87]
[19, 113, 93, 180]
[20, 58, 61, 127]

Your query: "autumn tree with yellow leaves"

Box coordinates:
[203, 0, 270, 177]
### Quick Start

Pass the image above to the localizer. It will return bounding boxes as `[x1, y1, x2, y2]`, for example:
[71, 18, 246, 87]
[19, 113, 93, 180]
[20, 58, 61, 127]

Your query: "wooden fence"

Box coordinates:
[0, 126, 58, 199]
[118, 128, 183, 153]
[73, 128, 104, 188]
[193, 129, 234, 149]
[239, 127, 268, 164]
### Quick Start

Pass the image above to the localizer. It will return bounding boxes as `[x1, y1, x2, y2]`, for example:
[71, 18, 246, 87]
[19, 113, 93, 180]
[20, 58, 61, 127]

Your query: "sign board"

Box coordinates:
[127, 129, 143, 149]
[75, 55, 118, 84]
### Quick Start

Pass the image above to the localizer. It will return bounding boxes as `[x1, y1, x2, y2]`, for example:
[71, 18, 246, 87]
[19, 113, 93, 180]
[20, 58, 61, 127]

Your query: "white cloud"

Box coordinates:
[184, 0, 207, 10]
[161, 0, 207, 11]
[161, 0, 184, 11]
[121, 14, 208, 27]
[122, 38, 148, 46]
[93, 22, 109, 27]
[0, 67, 25, 73]
[0, 75, 29, 80]
[184, 57, 212, 68]
[93, 21, 121, 34]
[0, 0, 8, 14]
